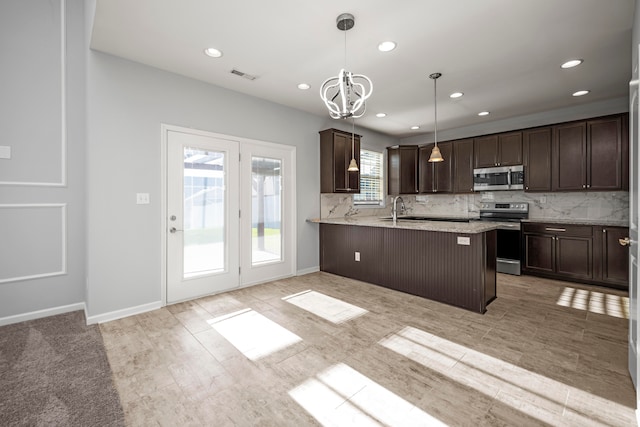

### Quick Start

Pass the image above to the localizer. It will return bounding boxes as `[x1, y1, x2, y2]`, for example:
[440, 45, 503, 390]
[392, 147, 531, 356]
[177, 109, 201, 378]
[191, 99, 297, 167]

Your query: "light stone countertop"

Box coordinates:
[522, 218, 629, 227]
[308, 216, 506, 234]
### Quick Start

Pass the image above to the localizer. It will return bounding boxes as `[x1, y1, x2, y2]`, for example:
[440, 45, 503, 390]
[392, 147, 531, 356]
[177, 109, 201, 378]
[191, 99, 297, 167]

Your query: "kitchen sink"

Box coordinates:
[379, 216, 470, 222]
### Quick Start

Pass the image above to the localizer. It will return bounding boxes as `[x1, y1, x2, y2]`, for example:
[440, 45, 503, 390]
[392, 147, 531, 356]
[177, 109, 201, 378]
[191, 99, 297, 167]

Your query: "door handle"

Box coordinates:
[619, 237, 632, 246]
[169, 227, 184, 233]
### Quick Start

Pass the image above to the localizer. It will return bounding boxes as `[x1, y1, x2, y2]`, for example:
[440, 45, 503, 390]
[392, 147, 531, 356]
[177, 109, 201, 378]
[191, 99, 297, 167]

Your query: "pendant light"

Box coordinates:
[320, 13, 373, 119]
[347, 117, 359, 171]
[428, 72, 444, 163]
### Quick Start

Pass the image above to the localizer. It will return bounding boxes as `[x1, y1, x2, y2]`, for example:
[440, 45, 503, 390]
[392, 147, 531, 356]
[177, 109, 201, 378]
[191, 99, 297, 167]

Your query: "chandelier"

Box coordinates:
[320, 13, 373, 119]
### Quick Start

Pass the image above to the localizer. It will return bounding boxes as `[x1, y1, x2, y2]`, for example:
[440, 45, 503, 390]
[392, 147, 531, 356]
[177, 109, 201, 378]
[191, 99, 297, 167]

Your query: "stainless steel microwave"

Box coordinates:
[473, 165, 524, 191]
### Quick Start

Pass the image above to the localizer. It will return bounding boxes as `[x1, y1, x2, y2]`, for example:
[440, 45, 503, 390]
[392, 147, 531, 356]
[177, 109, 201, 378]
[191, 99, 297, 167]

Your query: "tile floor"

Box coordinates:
[100, 272, 636, 426]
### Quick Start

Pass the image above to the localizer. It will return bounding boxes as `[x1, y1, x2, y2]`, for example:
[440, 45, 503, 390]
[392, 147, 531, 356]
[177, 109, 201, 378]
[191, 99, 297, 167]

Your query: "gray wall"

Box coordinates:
[85, 50, 396, 318]
[0, 0, 86, 321]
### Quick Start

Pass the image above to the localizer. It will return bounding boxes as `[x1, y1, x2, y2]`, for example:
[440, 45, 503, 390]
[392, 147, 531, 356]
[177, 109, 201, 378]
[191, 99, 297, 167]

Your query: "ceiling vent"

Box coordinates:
[230, 69, 257, 81]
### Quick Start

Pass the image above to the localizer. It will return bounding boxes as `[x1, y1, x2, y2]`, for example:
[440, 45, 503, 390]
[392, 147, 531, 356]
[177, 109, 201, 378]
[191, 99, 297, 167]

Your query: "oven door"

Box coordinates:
[496, 228, 522, 275]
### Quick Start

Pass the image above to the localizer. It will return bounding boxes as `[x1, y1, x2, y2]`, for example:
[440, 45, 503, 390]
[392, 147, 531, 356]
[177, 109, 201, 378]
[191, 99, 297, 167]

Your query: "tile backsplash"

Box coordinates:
[320, 191, 629, 223]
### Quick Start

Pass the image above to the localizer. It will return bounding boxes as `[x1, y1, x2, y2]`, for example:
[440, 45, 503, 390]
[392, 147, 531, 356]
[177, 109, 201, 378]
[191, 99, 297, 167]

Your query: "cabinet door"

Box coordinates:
[523, 233, 555, 273]
[588, 117, 622, 190]
[388, 146, 418, 194]
[552, 122, 587, 191]
[320, 129, 360, 193]
[453, 138, 474, 193]
[498, 132, 523, 166]
[418, 145, 434, 193]
[555, 235, 593, 280]
[523, 127, 552, 191]
[435, 142, 454, 192]
[474, 135, 499, 168]
[601, 227, 629, 288]
[333, 132, 360, 192]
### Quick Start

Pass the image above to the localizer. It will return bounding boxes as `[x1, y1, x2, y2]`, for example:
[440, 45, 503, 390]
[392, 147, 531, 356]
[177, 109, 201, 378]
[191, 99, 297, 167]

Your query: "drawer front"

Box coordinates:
[522, 223, 592, 237]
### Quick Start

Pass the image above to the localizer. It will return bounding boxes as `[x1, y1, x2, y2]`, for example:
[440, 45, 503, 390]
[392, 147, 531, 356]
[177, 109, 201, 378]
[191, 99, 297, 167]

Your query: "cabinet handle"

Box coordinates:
[619, 237, 631, 246]
[582, 184, 586, 189]
[545, 227, 566, 232]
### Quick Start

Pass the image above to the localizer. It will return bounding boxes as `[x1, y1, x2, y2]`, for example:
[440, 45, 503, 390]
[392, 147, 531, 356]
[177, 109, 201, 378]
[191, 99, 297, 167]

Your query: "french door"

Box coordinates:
[165, 126, 295, 304]
[167, 129, 240, 303]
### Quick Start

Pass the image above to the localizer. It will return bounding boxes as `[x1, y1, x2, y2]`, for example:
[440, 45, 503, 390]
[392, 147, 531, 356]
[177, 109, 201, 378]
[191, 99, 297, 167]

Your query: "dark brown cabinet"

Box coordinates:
[418, 142, 453, 193]
[523, 223, 593, 281]
[388, 145, 418, 194]
[453, 139, 474, 193]
[523, 222, 629, 288]
[320, 128, 360, 193]
[474, 131, 522, 168]
[595, 226, 629, 289]
[523, 127, 552, 191]
[552, 115, 626, 191]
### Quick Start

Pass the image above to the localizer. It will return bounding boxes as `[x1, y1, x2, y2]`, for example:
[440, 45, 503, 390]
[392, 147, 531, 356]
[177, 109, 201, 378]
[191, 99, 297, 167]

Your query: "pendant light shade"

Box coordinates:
[348, 158, 359, 171]
[428, 72, 444, 163]
[428, 145, 444, 162]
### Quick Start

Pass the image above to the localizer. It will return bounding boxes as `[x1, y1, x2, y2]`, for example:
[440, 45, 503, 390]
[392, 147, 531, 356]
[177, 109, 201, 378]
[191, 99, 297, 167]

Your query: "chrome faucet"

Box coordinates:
[392, 196, 405, 222]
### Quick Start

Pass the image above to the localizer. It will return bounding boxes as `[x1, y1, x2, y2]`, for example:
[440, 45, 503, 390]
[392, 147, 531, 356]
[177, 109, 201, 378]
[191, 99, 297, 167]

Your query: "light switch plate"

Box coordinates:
[0, 146, 11, 159]
[136, 193, 150, 204]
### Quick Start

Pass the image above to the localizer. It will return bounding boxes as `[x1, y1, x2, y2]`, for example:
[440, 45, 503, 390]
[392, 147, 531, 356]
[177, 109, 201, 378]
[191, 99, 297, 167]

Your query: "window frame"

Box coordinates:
[353, 148, 385, 207]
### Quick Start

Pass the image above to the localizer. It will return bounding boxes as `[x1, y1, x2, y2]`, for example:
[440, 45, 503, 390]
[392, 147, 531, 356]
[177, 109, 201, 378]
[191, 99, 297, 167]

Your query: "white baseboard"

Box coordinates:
[0, 302, 86, 327]
[85, 300, 163, 325]
[296, 266, 319, 276]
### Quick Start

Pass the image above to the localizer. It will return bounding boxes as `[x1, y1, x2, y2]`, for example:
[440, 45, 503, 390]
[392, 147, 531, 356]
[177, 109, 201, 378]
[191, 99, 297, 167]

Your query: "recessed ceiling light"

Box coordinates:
[376, 113, 387, 118]
[378, 41, 397, 52]
[204, 48, 223, 58]
[572, 90, 590, 97]
[297, 83, 310, 90]
[561, 59, 583, 69]
[411, 126, 420, 130]
[450, 92, 464, 99]
[478, 111, 490, 116]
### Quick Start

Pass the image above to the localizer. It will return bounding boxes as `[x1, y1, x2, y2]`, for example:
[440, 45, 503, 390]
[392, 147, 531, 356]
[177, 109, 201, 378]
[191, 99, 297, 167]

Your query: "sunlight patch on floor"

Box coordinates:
[207, 308, 301, 360]
[556, 287, 629, 318]
[282, 290, 368, 324]
[289, 363, 447, 427]
[379, 326, 634, 426]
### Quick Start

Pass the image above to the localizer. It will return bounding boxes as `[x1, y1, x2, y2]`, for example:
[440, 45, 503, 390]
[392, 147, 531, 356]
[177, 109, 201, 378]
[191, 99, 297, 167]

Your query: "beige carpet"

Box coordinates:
[0, 311, 125, 426]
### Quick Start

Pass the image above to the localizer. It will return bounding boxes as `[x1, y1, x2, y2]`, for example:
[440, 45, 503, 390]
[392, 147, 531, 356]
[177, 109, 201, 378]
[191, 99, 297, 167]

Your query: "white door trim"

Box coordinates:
[160, 124, 297, 306]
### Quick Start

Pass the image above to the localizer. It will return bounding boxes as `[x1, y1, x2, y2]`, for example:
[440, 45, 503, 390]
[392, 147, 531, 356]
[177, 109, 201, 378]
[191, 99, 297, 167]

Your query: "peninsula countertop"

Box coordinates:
[308, 216, 509, 234]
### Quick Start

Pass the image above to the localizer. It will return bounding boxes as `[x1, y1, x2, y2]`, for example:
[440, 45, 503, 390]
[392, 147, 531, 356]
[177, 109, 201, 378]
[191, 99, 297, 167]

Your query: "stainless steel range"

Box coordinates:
[479, 202, 529, 275]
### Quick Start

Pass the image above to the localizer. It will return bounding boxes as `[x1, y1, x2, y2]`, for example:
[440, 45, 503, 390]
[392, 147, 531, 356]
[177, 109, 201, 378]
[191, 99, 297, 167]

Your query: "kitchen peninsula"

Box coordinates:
[313, 217, 498, 314]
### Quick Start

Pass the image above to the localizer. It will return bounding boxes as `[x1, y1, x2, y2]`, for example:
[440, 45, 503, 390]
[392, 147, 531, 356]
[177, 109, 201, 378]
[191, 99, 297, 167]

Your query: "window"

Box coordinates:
[353, 149, 384, 206]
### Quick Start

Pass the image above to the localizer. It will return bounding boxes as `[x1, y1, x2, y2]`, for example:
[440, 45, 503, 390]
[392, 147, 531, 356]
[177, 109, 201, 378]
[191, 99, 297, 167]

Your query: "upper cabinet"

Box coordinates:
[474, 131, 522, 168]
[320, 128, 360, 193]
[552, 115, 627, 191]
[418, 142, 453, 193]
[453, 138, 474, 193]
[388, 145, 418, 195]
[523, 127, 552, 191]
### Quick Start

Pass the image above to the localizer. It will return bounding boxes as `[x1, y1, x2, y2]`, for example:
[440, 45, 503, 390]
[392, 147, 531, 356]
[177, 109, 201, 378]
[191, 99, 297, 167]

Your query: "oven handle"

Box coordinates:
[545, 227, 566, 232]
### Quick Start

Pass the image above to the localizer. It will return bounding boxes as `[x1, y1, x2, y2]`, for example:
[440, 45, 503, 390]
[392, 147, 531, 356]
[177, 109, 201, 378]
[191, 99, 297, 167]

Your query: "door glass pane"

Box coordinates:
[252, 156, 282, 265]
[183, 147, 225, 278]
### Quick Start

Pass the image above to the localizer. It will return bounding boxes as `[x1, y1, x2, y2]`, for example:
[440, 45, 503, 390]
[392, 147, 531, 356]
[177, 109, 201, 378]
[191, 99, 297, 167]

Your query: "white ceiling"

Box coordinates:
[91, 0, 635, 138]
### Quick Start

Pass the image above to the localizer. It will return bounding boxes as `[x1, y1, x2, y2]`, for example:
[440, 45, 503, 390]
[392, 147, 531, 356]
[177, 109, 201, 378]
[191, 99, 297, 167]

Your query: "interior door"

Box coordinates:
[167, 130, 239, 303]
[239, 142, 296, 286]
[628, 54, 639, 391]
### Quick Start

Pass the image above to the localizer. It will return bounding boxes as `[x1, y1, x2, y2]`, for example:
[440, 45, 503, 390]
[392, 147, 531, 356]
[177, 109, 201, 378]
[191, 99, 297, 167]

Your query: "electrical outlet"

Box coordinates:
[355, 251, 360, 262]
[540, 196, 547, 204]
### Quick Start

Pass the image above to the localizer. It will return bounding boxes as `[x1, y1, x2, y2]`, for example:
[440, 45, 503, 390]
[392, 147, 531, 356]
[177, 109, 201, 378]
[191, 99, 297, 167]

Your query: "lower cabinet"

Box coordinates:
[320, 223, 496, 313]
[523, 222, 628, 289]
